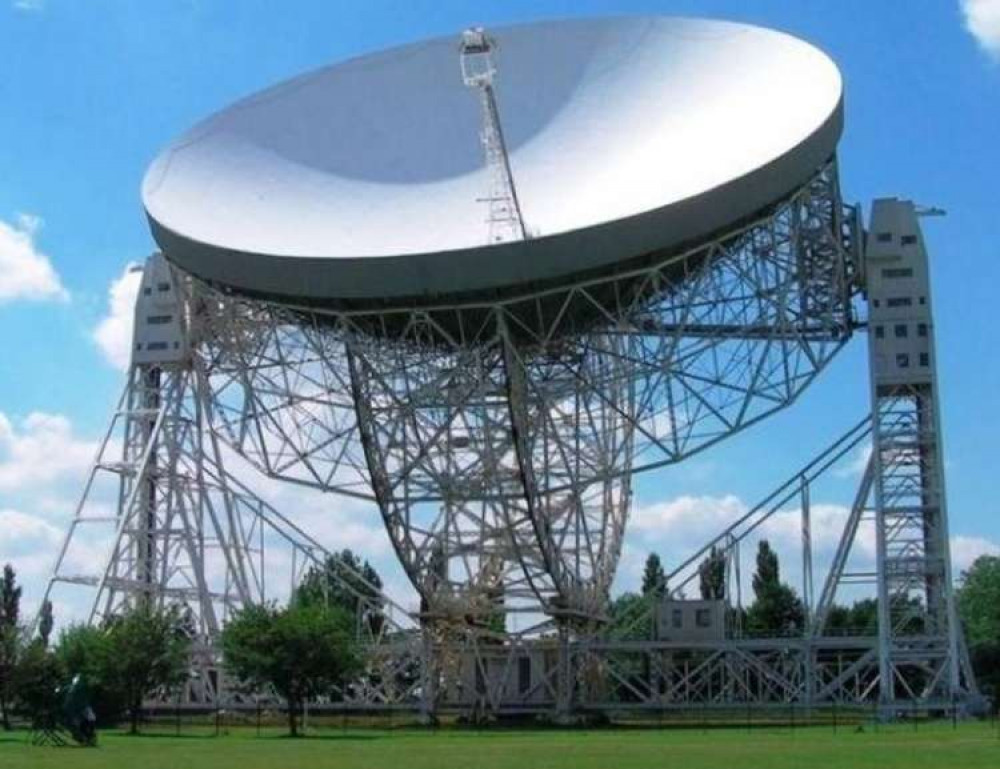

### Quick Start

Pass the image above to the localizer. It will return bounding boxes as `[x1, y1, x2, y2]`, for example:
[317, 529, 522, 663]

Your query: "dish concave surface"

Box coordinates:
[143, 16, 843, 309]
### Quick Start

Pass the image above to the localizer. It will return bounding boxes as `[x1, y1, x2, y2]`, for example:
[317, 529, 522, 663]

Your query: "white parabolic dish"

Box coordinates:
[142, 16, 843, 308]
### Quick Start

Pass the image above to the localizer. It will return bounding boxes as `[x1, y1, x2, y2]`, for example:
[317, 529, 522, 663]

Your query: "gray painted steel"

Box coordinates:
[143, 16, 843, 307]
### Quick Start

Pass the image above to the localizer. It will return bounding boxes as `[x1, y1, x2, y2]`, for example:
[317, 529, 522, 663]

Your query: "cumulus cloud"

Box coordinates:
[93, 263, 142, 370]
[623, 490, 997, 602]
[0, 508, 63, 576]
[0, 411, 100, 622]
[951, 535, 1000, 573]
[632, 494, 748, 538]
[0, 508, 62, 550]
[12, 0, 45, 12]
[630, 494, 857, 558]
[962, 0, 1000, 58]
[835, 444, 871, 479]
[0, 507, 108, 624]
[0, 406, 411, 626]
[624, 494, 861, 598]
[0, 213, 67, 303]
[0, 411, 96, 494]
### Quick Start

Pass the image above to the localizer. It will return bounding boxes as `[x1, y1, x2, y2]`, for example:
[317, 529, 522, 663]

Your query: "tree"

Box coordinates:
[957, 555, 1000, 647]
[957, 555, 1000, 699]
[296, 549, 385, 636]
[222, 601, 359, 736]
[37, 601, 54, 648]
[825, 598, 878, 637]
[13, 641, 66, 734]
[641, 553, 666, 598]
[745, 541, 804, 636]
[608, 592, 651, 641]
[55, 624, 123, 726]
[101, 604, 190, 734]
[0, 564, 23, 730]
[751, 541, 780, 598]
[698, 547, 727, 600]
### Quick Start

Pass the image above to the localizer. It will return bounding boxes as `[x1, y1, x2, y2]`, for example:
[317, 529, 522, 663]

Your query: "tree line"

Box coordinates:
[3, 547, 999, 736]
[628, 544, 1000, 700]
[0, 549, 379, 738]
[633, 540, 817, 636]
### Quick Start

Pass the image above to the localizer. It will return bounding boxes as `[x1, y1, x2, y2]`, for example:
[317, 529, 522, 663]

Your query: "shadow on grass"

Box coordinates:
[0, 731, 95, 748]
[268, 732, 382, 742]
[109, 729, 382, 742]
[112, 731, 225, 740]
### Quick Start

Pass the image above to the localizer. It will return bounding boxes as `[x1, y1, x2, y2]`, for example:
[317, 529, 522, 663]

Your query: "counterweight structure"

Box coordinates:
[865, 200, 964, 710]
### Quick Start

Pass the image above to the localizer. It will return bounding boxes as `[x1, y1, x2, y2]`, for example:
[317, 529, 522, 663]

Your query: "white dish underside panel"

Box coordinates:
[143, 16, 843, 304]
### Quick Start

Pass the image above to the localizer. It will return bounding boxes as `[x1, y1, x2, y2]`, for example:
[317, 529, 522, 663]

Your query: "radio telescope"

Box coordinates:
[44, 16, 978, 718]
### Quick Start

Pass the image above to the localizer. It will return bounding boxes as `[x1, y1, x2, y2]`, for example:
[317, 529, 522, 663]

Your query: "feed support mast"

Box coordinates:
[460, 27, 527, 244]
[864, 199, 963, 713]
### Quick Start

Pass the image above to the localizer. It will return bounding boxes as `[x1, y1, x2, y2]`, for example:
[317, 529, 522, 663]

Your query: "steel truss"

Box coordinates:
[460, 27, 528, 244]
[46, 170, 977, 720]
[41, 256, 417, 706]
[561, 425, 975, 717]
[580, 200, 979, 718]
[869, 385, 977, 711]
[196, 161, 853, 661]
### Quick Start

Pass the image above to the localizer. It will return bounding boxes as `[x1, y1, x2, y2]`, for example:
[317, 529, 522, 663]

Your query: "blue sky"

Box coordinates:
[1, 0, 998, 622]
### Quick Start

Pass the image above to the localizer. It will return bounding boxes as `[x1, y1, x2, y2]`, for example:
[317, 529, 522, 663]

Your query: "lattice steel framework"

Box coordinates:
[193, 160, 853, 660]
[459, 26, 528, 244]
[862, 199, 966, 712]
[40, 179, 982, 720]
[40, 256, 417, 706]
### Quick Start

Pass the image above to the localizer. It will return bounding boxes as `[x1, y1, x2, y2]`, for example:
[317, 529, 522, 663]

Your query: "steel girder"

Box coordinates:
[193, 160, 855, 631]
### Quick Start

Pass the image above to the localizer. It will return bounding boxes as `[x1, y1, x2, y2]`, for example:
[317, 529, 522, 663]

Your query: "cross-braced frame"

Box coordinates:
[195, 160, 854, 663]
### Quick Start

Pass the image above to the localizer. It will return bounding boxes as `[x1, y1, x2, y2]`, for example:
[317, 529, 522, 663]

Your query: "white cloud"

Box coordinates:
[0, 213, 67, 303]
[835, 444, 871, 478]
[0, 404, 413, 628]
[625, 494, 861, 597]
[93, 263, 142, 371]
[625, 490, 1000, 602]
[0, 411, 100, 624]
[951, 535, 1000, 573]
[0, 508, 62, 552]
[12, 0, 45, 12]
[0, 411, 96, 493]
[631, 494, 748, 537]
[962, 0, 1000, 58]
[0, 509, 63, 582]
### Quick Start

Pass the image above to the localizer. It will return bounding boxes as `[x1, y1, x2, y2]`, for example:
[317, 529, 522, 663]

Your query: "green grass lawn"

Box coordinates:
[1, 722, 998, 769]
